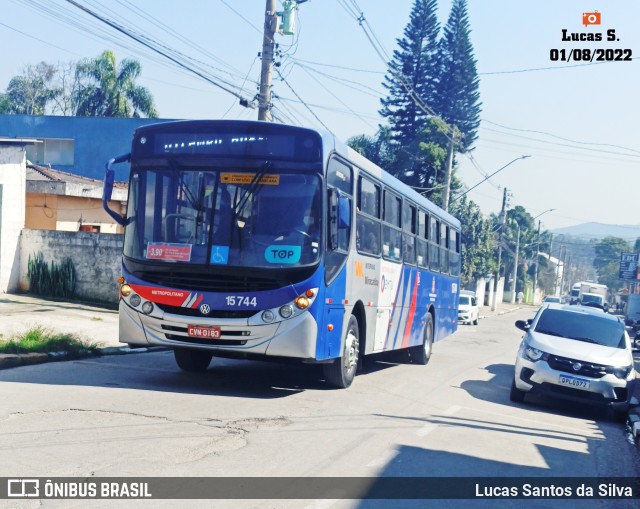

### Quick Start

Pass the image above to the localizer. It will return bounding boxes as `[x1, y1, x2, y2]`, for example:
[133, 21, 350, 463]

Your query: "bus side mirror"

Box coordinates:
[328, 188, 351, 250]
[102, 153, 130, 227]
[328, 188, 338, 250]
[104, 169, 115, 202]
[338, 194, 350, 230]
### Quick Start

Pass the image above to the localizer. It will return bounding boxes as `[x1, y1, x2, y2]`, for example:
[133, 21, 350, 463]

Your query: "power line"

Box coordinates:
[480, 57, 640, 76]
[482, 119, 640, 155]
[274, 68, 333, 134]
[64, 0, 253, 103]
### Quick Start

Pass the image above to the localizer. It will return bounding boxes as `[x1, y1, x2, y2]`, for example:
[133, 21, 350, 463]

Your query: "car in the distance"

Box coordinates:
[458, 290, 479, 325]
[542, 296, 562, 304]
[510, 303, 635, 420]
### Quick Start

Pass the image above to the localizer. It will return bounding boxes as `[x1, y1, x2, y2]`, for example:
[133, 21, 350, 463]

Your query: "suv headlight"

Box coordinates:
[522, 343, 546, 362]
[606, 365, 633, 380]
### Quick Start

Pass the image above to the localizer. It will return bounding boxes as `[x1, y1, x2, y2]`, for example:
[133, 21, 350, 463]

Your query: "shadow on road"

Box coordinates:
[0, 349, 405, 400]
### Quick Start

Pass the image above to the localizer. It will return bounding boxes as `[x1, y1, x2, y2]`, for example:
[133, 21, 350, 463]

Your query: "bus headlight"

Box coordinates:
[141, 301, 154, 315]
[262, 310, 276, 323]
[120, 284, 132, 297]
[129, 294, 141, 307]
[279, 305, 294, 319]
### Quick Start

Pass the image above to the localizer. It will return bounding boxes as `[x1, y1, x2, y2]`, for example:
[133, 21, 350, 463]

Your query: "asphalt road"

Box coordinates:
[0, 308, 638, 509]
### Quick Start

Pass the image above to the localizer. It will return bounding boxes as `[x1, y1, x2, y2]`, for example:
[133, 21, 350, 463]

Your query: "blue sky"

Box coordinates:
[1, 0, 639, 233]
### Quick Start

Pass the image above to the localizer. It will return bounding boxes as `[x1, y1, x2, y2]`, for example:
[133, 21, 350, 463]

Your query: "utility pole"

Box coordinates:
[532, 220, 541, 304]
[258, 0, 277, 121]
[492, 187, 508, 311]
[510, 222, 520, 304]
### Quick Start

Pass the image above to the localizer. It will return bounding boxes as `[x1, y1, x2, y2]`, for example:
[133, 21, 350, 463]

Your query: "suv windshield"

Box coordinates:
[459, 296, 470, 306]
[124, 168, 322, 269]
[534, 309, 626, 349]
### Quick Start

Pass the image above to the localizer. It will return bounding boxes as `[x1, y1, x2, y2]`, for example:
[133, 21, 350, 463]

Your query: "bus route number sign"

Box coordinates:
[187, 325, 221, 339]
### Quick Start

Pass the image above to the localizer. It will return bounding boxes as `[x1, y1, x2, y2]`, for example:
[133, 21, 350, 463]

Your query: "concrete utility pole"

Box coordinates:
[258, 0, 277, 121]
[510, 222, 521, 304]
[532, 220, 542, 304]
[531, 208, 555, 304]
[491, 187, 508, 311]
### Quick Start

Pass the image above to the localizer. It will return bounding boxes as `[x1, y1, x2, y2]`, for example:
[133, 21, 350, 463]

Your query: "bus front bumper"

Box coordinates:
[119, 300, 319, 360]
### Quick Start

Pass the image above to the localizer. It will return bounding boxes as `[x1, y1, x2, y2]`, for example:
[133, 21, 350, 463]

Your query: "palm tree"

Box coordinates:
[74, 50, 158, 118]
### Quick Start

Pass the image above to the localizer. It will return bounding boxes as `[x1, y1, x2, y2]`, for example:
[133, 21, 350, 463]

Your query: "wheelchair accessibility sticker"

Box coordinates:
[210, 245, 230, 264]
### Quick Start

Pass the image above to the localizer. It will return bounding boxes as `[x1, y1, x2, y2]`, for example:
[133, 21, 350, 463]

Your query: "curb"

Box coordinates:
[0, 346, 165, 370]
[479, 306, 522, 320]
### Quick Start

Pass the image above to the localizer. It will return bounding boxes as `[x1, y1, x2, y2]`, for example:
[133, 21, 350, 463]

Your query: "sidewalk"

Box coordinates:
[0, 293, 123, 348]
[478, 302, 528, 319]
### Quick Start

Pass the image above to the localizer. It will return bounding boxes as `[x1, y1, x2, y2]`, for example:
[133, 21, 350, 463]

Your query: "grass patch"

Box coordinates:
[0, 326, 99, 358]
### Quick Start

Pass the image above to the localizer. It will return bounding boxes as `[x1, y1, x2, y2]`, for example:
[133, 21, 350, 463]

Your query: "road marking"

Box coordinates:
[303, 499, 338, 509]
[416, 423, 438, 437]
[366, 448, 397, 467]
[416, 405, 460, 436]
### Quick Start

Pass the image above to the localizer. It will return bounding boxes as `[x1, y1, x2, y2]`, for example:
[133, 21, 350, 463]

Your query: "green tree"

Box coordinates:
[501, 206, 537, 294]
[450, 196, 495, 288]
[379, 0, 440, 166]
[2, 62, 60, 115]
[74, 50, 157, 118]
[433, 0, 481, 153]
[593, 236, 631, 293]
[346, 126, 395, 170]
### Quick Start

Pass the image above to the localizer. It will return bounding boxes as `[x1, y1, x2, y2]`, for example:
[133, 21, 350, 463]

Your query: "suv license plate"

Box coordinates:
[188, 325, 221, 339]
[559, 374, 590, 390]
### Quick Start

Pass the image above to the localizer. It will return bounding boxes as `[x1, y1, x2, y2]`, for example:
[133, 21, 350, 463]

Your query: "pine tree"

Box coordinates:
[379, 0, 440, 157]
[434, 0, 481, 153]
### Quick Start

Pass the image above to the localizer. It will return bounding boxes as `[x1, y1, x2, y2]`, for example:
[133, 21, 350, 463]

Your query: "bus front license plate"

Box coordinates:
[188, 325, 221, 339]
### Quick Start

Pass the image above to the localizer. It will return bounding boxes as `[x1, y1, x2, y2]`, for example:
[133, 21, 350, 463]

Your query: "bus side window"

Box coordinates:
[441, 223, 449, 274]
[382, 190, 401, 262]
[429, 217, 440, 272]
[356, 176, 381, 257]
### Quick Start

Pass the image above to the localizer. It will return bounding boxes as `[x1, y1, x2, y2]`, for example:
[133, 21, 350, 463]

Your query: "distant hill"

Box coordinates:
[551, 222, 640, 241]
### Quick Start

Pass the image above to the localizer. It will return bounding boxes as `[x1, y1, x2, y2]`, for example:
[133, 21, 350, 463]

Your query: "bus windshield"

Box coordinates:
[123, 167, 322, 269]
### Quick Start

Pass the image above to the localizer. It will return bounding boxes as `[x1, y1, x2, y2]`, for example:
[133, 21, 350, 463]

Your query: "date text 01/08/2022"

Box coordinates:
[550, 48, 632, 62]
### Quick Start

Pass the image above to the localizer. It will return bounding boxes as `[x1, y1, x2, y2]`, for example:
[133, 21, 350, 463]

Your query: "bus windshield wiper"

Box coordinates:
[235, 161, 273, 214]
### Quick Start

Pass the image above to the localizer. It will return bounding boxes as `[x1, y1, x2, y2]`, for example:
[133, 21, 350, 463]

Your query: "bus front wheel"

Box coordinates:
[409, 314, 433, 365]
[174, 348, 213, 372]
[324, 315, 360, 388]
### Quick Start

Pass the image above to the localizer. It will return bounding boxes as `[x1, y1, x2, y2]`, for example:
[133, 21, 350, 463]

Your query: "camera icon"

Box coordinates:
[7, 479, 40, 497]
[582, 11, 601, 26]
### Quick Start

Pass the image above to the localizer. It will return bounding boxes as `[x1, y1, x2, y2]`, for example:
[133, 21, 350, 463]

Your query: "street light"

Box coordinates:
[532, 208, 556, 304]
[451, 155, 531, 203]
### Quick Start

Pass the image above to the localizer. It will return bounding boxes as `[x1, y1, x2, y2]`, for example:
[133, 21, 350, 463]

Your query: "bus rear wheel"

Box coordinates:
[409, 314, 433, 365]
[324, 315, 359, 389]
[174, 348, 213, 372]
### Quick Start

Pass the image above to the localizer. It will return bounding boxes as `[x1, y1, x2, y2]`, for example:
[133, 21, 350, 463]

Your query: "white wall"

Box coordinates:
[0, 146, 26, 292]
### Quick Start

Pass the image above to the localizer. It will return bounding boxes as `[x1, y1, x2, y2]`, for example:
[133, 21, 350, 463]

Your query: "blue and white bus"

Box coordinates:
[103, 120, 461, 388]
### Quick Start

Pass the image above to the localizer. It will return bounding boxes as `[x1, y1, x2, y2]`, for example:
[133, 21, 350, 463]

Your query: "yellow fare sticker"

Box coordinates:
[221, 173, 280, 185]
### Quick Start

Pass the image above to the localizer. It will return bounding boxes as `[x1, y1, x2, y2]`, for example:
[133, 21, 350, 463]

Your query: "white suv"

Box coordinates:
[458, 290, 479, 325]
[510, 303, 636, 420]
